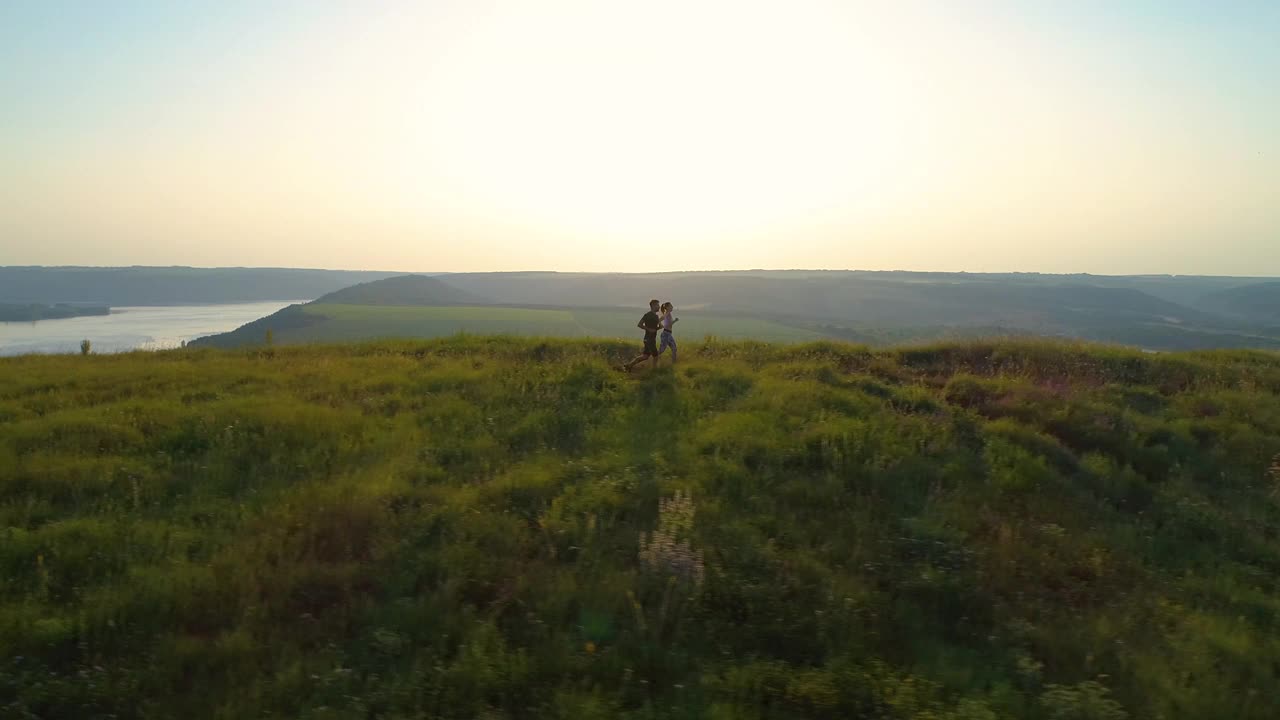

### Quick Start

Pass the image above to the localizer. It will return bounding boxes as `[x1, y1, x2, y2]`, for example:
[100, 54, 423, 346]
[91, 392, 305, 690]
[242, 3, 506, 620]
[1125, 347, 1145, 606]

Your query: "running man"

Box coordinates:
[622, 299, 662, 372]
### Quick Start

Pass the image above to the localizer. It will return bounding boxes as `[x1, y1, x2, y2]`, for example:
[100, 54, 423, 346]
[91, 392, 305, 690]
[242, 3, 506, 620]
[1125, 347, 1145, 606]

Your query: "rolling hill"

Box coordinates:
[192, 271, 1280, 351]
[313, 274, 482, 306]
[2, 337, 1279, 718]
[190, 302, 827, 348]
[0, 266, 407, 306]
[1198, 281, 1280, 323]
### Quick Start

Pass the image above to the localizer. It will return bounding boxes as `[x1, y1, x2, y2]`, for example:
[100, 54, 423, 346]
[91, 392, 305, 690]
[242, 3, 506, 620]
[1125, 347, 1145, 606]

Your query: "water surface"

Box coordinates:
[0, 301, 303, 356]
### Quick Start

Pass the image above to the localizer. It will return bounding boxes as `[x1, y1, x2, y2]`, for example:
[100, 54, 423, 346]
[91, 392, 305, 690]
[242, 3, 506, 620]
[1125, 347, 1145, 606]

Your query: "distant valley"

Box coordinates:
[187, 269, 1280, 351]
[2, 266, 1275, 351]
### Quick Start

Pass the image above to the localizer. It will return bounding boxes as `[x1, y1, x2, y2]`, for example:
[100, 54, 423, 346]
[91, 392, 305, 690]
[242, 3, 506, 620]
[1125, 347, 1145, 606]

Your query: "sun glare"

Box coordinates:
[387, 2, 919, 245]
[5, 0, 1275, 272]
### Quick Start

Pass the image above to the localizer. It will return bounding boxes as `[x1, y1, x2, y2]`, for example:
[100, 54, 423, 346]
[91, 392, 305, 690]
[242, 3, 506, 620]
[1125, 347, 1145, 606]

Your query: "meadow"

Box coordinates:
[2, 336, 1280, 718]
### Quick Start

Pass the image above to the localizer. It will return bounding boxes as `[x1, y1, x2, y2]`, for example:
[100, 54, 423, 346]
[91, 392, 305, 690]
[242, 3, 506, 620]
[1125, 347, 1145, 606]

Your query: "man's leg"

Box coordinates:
[639, 337, 658, 370]
[625, 337, 655, 370]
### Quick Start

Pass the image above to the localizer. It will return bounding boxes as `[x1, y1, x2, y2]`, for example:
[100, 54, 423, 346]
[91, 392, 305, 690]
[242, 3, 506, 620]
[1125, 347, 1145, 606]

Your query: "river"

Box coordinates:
[0, 301, 304, 356]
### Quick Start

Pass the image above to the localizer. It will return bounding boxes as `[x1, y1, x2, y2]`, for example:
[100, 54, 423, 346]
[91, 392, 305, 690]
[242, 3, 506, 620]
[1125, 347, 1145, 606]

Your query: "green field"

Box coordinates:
[276, 303, 826, 344]
[3, 337, 1280, 718]
[294, 304, 584, 341]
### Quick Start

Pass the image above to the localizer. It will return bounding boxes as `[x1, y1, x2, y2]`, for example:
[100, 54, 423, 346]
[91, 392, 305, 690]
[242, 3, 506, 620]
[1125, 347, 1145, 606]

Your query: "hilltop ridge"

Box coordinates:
[313, 274, 481, 306]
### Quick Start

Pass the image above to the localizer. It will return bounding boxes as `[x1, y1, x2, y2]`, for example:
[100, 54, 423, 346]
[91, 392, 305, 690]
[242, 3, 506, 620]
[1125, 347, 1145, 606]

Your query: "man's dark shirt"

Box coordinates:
[640, 311, 660, 339]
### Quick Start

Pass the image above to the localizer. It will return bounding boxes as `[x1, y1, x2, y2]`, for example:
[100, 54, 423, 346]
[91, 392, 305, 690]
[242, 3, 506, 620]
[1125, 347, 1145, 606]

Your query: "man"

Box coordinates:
[622, 299, 662, 372]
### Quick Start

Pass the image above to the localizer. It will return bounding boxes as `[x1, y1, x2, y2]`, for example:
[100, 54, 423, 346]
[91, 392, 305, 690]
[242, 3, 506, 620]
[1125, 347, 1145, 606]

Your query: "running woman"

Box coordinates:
[657, 301, 678, 364]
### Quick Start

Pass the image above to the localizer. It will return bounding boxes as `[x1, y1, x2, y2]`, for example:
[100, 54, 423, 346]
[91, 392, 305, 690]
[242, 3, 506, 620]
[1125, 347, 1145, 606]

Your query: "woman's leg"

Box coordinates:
[660, 332, 677, 363]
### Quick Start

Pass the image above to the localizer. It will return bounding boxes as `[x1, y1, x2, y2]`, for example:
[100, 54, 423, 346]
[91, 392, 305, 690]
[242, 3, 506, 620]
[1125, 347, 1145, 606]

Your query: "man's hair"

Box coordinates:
[649, 298, 660, 307]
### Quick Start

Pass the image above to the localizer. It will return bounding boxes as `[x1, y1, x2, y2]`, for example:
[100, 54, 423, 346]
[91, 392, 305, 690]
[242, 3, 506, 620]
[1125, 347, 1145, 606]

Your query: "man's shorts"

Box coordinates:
[643, 334, 658, 356]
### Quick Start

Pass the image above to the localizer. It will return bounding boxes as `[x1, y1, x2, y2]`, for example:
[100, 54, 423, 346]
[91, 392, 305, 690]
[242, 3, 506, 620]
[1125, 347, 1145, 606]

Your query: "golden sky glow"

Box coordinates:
[2, 1, 1277, 274]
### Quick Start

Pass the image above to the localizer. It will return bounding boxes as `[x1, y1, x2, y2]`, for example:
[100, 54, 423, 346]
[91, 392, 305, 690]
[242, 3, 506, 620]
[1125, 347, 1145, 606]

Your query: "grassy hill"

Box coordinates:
[314, 275, 482, 307]
[191, 303, 828, 348]
[190, 271, 1280, 351]
[3, 338, 1280, 718]
[190, 274, 829, 348]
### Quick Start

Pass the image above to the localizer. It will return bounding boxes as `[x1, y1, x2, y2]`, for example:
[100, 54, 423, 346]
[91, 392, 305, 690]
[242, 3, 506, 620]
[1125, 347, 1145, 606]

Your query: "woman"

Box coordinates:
[657, 301, 678, 364]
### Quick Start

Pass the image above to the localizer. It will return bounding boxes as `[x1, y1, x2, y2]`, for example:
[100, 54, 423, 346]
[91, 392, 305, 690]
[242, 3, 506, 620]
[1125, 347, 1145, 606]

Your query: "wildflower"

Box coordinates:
[639, 491, 705, 588]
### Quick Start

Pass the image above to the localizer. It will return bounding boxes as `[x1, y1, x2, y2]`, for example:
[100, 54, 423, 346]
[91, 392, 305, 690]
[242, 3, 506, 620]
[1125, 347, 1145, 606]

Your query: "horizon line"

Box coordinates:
[3, 265, 1278, 281]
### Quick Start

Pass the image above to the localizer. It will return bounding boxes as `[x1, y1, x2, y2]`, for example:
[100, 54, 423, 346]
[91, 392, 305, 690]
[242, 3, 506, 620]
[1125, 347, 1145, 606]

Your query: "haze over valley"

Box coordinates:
[4, 265, 1277, 355]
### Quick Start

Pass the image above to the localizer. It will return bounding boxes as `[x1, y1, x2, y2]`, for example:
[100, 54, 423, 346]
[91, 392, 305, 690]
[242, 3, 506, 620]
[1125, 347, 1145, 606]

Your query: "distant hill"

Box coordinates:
[187, 304, 319, 348]
[0, 303, 110, 322]
[191, 275, 493, 348]
[195, 270, 1280, 351]
[436, 269, 1274, 314]
[189, 303, 830, 348]
[432, 272, 1211, 328]
[313, 274, 481, 306]
[1198, 281, 1280, 322]
[4, 337, 1280, 718]
[0, 266, 409, 305]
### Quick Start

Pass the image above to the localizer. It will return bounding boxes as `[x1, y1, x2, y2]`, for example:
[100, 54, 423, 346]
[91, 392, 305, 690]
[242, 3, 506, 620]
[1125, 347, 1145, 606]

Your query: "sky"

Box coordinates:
[1, 0, 1277, 275]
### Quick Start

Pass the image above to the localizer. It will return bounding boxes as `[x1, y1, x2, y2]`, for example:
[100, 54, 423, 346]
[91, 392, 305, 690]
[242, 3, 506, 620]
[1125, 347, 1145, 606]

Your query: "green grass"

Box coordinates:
[294, 304, 585, 341]
[2, 337, 1280, 718]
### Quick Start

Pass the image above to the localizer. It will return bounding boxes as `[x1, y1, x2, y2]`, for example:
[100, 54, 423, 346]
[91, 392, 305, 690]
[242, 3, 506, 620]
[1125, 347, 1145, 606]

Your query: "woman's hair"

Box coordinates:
[660, 302, 672, 311]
